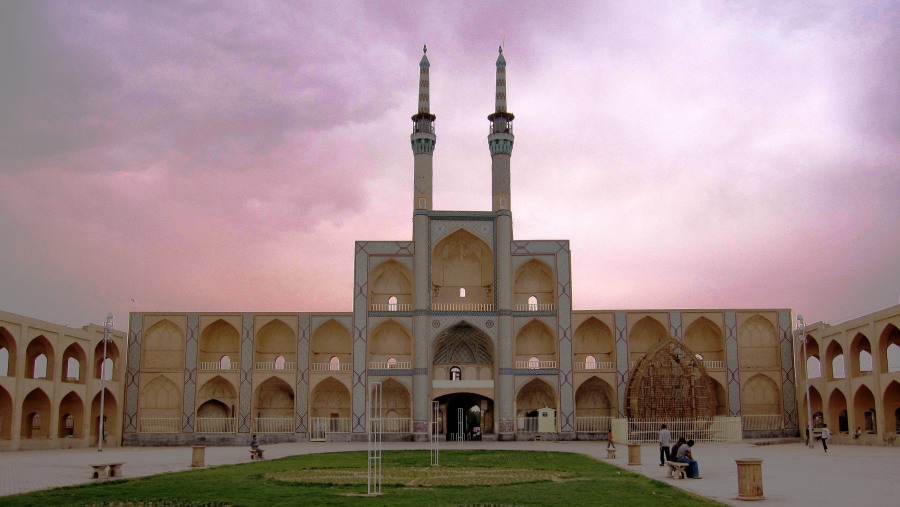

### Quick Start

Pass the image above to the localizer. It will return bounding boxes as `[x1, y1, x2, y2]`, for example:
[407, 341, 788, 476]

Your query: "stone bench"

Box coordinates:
[90, 462, 125, 479]
[606, 448, 616, 459]
[665, 460, 688, 479]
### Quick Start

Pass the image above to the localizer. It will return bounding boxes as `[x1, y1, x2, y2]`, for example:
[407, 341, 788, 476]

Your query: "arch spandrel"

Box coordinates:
[624, 336, 717, 420]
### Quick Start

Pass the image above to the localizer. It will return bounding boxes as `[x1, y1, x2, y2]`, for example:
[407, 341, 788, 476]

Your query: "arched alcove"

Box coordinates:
[199, 319, 240, 368]
[62, 343, 87, 383]
[854, 385, 877, 434]
[850, 333, 873, 376]
[21, 388, 51, 438]
[253, 376, 294, 418]
[514, 320, 556, 366]
[138, 375, 182, 420]
[516, 379, 556, 424]
[58, 391, 84, 438]
[684, 317, 724, 363]
[828, 388, 848, 433]
[879, 324, 900, 373]
[142, 320, 184, 371]
[255, 319, 295, 369]
[739, 315, 779, 368]
[513, 259, 555, 308]
[381, 378, 411, 423]
[573, 318, 614, 365]
[90, 389, 118, 442]
[628, 317, 667, 366]
[311, 319, 351, 369]
[432, 229, 493, 306]
[742, 374, 781, 416]
[825, 341, 845, 380]
[26, 336, 55, 380]
[310, 377, 351, 419]
[368, 320, 412, 367]
[197, 376, 237, 418]
[883, 381, 899, 435]
[369, 259, 413, 308]
[0, 386, 13, 439]
[433, 322, 494, 380]
[94, 339, 119, 380]
[0, 327, 17, 376]
[575, 376, 615, 418]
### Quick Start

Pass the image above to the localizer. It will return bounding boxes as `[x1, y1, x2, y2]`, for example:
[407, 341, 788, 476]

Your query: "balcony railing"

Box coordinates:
[574, 416, 613, 433]
[256, 362, 296, 371]
[432, 303, 494, 311]
[515, 360, 558, 369]
[196, 417, 237, 433]
[251, 417, 294, 433]
[199, 362, 239, 371]
[311, 362, 351, 372]
[514, 303, 556, 311]
[741, 414, 783, 431]
[370, 303, 413, 312]
[702, 360, 724, 371]
[369, 361, 412, 369]
[368, 417, 412, 433]
[574, 361, 615, 372]
[138, 417, 181, 434]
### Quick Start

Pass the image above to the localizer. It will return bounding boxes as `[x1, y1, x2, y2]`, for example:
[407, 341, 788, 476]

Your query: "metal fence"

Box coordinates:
[195, 417, 237, 433]
[627, 418, 742, 443]
[741, 414, 784, 431]
[138, 417, 181, 433]
[574, 416, 613, 433]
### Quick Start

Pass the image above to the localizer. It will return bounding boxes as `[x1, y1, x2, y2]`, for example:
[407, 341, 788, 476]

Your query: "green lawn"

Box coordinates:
[0, 450, 726, 507]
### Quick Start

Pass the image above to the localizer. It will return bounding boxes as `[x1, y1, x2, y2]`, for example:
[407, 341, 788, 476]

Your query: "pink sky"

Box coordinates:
[0, 1, 897, 330]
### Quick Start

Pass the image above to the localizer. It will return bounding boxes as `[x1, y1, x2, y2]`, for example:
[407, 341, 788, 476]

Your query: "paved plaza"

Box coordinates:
[0, 439, 897, 505]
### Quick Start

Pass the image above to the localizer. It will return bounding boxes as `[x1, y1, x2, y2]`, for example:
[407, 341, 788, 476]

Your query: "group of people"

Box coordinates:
[658, 424, 701, 479]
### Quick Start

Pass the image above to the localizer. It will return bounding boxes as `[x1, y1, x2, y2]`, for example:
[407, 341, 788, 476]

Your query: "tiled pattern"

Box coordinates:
[670, 312, 683, 341]
[123, 313, 143, 433]
[239, 314, 253, 433]
[778, 310, 798, 430]
[295, 314, 310, 433]
[724, 311, 741, 417]
[614, 312, 628, 418]
[181, 314, 199, 432]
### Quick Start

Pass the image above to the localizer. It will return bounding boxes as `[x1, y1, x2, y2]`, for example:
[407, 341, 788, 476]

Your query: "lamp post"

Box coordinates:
[798, 314, 814, 449]
[98, 313, 112, 452]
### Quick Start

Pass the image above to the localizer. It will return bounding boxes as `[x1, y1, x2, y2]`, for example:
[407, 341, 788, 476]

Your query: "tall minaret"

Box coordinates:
[411, 45, 436, 210]
[488, 46, 514, 211]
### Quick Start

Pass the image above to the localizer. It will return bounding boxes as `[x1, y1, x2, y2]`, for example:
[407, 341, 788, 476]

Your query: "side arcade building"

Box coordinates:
[121, 49, 798, 445]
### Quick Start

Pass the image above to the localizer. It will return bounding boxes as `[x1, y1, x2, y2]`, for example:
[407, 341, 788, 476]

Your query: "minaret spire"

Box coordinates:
[411, 45, 436, 210]
[488, 45, 514, 211]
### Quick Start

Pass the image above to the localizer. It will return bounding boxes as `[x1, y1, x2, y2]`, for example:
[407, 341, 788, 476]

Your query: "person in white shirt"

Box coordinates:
[658, 424, 672, 466]
[820, 424, 832, 452]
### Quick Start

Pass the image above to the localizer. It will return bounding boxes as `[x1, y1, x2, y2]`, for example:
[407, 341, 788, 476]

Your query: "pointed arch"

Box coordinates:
[854, 384, 877, 434]
[311, 319, 351, 367]
[255, 319, 295, 368]
[197, 375, 238, 412]
[628, 317, 667, 365]
[139, 375, 182, 419]
[739, 315, 779, 368]
[369, 259, 413, 307]
[625, 337, 717, 419]
[575, 376, 614, 418]
[0, 326, 17, 376]
[883, 381, 899, 435]
[828, 388, 848, 432]
[381, 378, 411, 420]
[90, 389, 118, 442]
[62, 342, 87, 383]
[199, 319, 240, 366]
[310, 377, 351, 418]
[21, 388, 51, 438]
[574, 318, 614, 363]
[432, 228, 494, 305]
[513, 259, 555, 307]
[253, 376, 294, 418]
[515, 319, 556, 363]
[369, 320, 412, 356]
[26, 336, 55, 380]
[850, 332, 873, 376]
[825, 341, 845, 380]
[741, 374, 781, 415]
[879, 324, 900, 373]
[94, 339, 119, 380]
[58, 391, 84, 438]
[433, 322, 493, 365]
[0, 386, 13, 439]
[142, 319, 184, 370]
[516, 378, 556, 420]
[684, 317, 724, 362]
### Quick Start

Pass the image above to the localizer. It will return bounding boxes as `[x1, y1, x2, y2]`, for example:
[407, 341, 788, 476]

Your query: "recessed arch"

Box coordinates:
[62, 342, 87, 383]
[628, 317, 668, 365]
[0, 386, 13, 439]
[369, 259, 413, 307]
[742, 374, 781, 416]
[433, 322, 493, 366]
[513, 259, 555, 307]
[575, 376, 615, 418]
[825, 341, 845, 380]
[0, 327, 17, 376]
[514, 320, 556, 362]
[310, 377, 351, 419]
[878, 324, 900, 373]
[853, 384, 877, 434]
[381, 378, 411, 421]
[849, 332, 873, 376]
[516, 378, 556, 422]
[739, 315, 779, 368]
[199, 319, 240, 367]
[90, 389, 118, 442]
[142, 320, 184, 370]
[253, 376, 294, 418]
[94, 339, 119, 380]
[138, 375, 182, 419]
[828, 388, 848, 433]
[432, 228, 493, 305]
[883, 381, 899, 435]
[311, 319, 351, 366]
[21, 388, 51, 438]
[26, 336, 55, 380]
[684, 317, 724, 362]
[368, 320, 412, 362]
[58, 391, 84, 438]
[255, 319, 295, 367]
[573, 318, 613, 363]
[197, 375, 237, 416]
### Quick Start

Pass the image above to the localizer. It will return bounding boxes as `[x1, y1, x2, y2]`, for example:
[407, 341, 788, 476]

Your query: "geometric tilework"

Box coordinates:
[124, 313, 143, 434]
[670, 312, 683, 341]
[778, 310, 798, 430]
[724, 311, 741, 417]
[555, 244, 574, 432]
[296, 314, 310, 433]
[182, 314, 199, 433]
[614, 312, 629, 418]
[239, 314, 254, 433]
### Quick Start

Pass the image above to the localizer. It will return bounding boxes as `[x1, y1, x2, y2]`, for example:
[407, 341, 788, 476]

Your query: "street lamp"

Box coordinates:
[798, 314, 814, 449]
[98, 313, 112, 452]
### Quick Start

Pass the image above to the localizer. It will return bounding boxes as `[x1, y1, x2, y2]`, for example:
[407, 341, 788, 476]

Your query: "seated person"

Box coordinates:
[675, 439, 700, 479]
[250, 434, 264, 459]
[670, 436, 686, 461]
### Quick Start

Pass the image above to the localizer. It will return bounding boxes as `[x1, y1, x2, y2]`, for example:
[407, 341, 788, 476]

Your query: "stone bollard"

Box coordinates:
[735, 458, 764, 501]
[191, 445, 206, 467]
[627, 443, 641, 466]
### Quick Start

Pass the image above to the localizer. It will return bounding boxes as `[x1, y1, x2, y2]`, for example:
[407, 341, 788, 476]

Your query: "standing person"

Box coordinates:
[658, 424, 672, 466]
[250, 434, 264, 459]
[676, 439, 701, 479]
[607, 428, 616, 450]
[821, 424, 831, 452]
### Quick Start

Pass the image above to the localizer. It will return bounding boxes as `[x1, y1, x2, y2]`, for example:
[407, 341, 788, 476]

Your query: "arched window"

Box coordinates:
[64, 414, 75, 436]
[859, 350, 873, 372]
[832, 355, 845, 378]
[220, 355, 231, 370]
[101, 358, 114, 380]
[459, 288, 466, 298]
[585, 355, 597, 370]
[66, 357, 80, 380]
[528, 356, 540, 369]
[0, 347, 9, 376]
[806, 356, 821, 379]
[889, 343, 900, 372]
[528, 295, 538, 310]
[388, 296, 398, 311]
[33, 354, 48, 379]
[329, 356, 340, 371]
[387, 357, 397, 368]
[275, 355, 286, 370]
[450, 366, 461, 381]
[30, 413, 41, 432]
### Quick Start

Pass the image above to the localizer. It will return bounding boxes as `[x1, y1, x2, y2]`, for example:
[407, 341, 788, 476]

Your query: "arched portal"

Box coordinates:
[516, 379, 556, 432]
[828, 388, 848, 433]
[433, 322, 494, 373]
[435, 392, 494, 438]
[625, 337, 717, 419]
[431, 229, 494, 306]
[90, 389, 118, 443]
[58, 391, 84, 438]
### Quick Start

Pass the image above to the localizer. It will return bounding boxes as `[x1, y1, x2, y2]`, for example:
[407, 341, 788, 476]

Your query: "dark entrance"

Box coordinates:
[435, 393, 493, 440]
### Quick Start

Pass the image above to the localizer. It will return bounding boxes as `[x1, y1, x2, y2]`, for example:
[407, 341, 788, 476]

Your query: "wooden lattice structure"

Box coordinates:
[625, 337, 717, 420]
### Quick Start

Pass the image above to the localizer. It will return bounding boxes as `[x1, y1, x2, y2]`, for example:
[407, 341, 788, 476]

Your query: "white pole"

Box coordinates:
[98, 313, 112, 452]
[798, 315, 814, 449]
